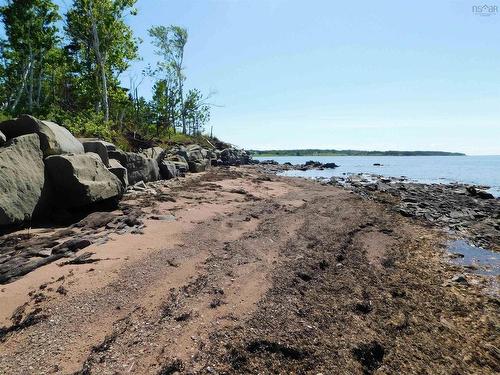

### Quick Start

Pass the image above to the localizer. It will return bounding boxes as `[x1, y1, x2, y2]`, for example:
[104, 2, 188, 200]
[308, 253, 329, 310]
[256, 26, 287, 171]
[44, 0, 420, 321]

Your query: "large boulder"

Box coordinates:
[0, 134, 50, 226]
[168, 145, 189, 161]
[108, 159, 128, 189]
[164, 154, 189, 175]
[188, 160, 209, 173]
[78, 138, 116, 152]
[0, 130, 5, 146]
[82, 140, 110, 167]
[220, 147, 251, 166]
[108, 149, 160, 185]
[159, 160, 178, 179]
[45, 153, 124, 208]
[185, 144, 207, 162]
[0, 115, 84, 156]
[140, 147, 165, 163]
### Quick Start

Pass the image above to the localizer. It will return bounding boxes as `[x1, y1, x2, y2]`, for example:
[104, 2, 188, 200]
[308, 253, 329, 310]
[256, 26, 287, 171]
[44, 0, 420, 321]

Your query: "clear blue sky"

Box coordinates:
[58, 1, 500, 153]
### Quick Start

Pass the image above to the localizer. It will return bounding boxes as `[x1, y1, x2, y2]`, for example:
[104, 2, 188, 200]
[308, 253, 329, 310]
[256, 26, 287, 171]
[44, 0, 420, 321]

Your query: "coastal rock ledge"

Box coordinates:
[0, 115, 253, 228]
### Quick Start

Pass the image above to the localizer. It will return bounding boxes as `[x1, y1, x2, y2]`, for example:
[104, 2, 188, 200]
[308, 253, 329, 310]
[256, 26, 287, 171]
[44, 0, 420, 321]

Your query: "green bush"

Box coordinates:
[45, 107, 116, 142]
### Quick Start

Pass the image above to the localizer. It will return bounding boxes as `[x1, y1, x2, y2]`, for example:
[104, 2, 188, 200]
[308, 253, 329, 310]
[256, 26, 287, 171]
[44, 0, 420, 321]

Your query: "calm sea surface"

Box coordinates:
[255, 155, 500, 197]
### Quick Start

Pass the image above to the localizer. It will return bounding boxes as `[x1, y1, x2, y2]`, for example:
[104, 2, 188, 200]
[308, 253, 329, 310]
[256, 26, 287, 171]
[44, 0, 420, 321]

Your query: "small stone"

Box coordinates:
[451, 274, 468, 284]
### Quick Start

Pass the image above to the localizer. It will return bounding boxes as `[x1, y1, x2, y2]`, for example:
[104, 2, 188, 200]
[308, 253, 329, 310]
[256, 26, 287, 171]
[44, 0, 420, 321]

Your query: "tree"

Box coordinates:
[0, 0, 60, 113]
[149, 25, 188, 133]
[65, 0, 138, 121]
[184, 88, 211, 135]
[151, 68, 180, 136]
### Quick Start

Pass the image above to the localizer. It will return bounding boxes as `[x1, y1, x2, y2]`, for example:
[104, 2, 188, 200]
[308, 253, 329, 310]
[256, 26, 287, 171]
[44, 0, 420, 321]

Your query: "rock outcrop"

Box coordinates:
[0, 134, 49, 226]
[45, 153, 124, 208]
[0, 115, 84, 156]
[108, 149, 160, 185]
[0, 114, 253, 228]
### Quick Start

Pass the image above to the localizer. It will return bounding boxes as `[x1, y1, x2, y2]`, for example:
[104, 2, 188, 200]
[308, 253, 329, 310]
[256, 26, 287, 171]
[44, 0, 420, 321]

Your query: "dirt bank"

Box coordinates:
[0, 167, 498, 374]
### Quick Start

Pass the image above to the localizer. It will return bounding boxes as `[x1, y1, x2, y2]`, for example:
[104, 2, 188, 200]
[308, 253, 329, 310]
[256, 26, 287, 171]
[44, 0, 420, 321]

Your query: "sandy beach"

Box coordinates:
[0, 166, 497, 374]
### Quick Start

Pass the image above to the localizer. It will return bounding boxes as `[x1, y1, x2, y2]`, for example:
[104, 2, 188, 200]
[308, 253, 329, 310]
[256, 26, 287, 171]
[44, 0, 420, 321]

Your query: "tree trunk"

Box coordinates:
[35, 49, 44, 107]
[88, 2, 109, 121]
[28, 43, 34, 112]
[11, 62, 31, 111]
[177, 52, 186, 134]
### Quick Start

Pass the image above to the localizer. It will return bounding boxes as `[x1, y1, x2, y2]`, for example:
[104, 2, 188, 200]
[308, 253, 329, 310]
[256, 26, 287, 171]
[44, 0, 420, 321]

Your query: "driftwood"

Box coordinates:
[125, 131, 156, 150]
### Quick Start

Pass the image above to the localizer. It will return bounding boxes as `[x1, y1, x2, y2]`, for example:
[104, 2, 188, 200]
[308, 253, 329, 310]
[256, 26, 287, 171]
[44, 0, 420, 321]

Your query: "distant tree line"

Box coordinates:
[250, 149, 466, 157]
[0, 0, 212, 145]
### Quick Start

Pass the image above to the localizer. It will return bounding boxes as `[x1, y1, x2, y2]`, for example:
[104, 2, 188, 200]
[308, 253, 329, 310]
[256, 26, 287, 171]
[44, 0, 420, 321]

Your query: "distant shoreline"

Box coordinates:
[250, 149, 466, 157]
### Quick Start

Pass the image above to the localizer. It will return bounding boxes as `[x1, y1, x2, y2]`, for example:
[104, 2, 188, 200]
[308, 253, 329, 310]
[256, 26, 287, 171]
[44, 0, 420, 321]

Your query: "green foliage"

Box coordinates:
[44, 107, 115, 140]
[65, 0, 138, 119]
[0, 0, 61, 114]
[250, 149, 466, 157]
[0, 1, 214, 149]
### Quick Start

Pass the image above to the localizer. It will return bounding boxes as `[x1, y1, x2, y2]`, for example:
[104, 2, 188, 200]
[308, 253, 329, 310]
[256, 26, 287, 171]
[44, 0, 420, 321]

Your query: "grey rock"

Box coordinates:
[140, 147, 165, 163]
[451, 274, 468, 284]
[133, 181, 147, 190]
[45, 153, 124, 208]
[150, 214, 176, 221]
[323, 162, 339, 168]
[51, 238, 91, 255]
[108, 159, 128, 189]
[466, 186, 494, 199]
[79, 138, 116, 152]
[0, 115, 84, 156]
[167, 145, 189, 161]
[188, 160, 209, 173]
[220, 147, 251, 166]
[165, 154, 189, 174]
[185, 144, 207, 162]
[0, 134, 50, 226]
[108, 149, 160, 184]
[82, 140, 110, 167]
[159, 160, 178, 179]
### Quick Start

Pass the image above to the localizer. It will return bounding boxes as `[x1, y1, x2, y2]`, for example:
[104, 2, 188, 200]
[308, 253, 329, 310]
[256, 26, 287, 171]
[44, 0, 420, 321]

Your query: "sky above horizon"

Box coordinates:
[57, 1, 500, 154]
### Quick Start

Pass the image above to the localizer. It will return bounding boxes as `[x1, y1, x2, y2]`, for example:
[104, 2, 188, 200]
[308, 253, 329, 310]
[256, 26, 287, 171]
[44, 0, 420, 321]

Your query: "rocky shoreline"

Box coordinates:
[0, 166, 497, 374]
[325, 173, 500, 252]
[0, 115, 256, 285]
[257, 161, 499, 253]
[0, 115, 253, 230]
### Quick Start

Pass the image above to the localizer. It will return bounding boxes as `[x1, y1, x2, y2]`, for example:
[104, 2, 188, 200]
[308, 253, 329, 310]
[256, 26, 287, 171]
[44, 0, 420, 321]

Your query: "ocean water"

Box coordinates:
[254, 155, 500, 197]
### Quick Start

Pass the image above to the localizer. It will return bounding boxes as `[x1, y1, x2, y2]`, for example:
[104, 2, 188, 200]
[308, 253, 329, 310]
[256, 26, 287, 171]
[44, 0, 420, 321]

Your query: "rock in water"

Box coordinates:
[0, 130, 5, 146]
[0, 134, 49, 226]
[108, 149, 160, 185]
[323, 162, 339, 168]
[0, 115, 84, 156]
[45, 153, 124, 208]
